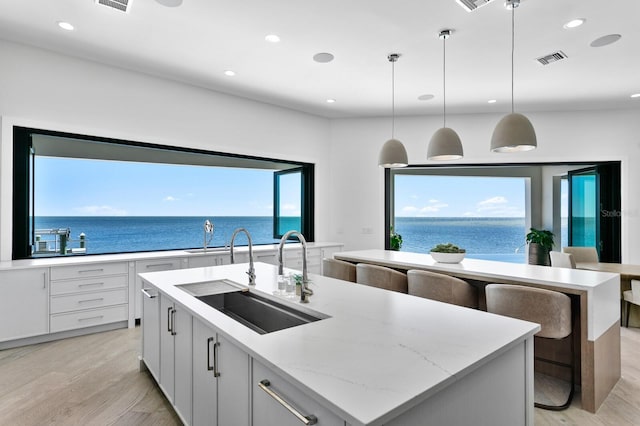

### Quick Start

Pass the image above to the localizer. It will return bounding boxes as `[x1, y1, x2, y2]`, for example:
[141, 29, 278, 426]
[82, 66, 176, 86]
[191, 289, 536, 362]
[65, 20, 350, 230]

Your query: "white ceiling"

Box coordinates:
[0, 0, 638, 118]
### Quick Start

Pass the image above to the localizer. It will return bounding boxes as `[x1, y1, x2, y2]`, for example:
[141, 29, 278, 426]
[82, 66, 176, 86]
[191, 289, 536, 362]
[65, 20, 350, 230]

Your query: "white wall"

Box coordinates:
[0, 40, 331, 261]
[328, 109, 640, 263]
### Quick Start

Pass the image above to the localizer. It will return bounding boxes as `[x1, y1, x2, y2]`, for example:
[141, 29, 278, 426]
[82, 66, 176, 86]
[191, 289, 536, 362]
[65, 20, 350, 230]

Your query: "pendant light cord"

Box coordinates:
[511, 4, 515, 114]
[391, 58, 396, 138]
[443, 35, 447, 128]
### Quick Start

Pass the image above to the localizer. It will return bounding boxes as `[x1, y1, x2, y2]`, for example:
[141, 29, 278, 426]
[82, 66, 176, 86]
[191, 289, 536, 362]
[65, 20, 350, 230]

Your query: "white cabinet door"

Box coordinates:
[174, 304, 193, 425]
[192, 318, 250, 426]
[0, 268, 49, 342]
[159, 294, 176, 403]
[192, 319, 218, 426]
[135, 258, 182, 319]
[187, 255, 218, 268]
[253, 360, 344, 426]
[141, 285, 161, 382]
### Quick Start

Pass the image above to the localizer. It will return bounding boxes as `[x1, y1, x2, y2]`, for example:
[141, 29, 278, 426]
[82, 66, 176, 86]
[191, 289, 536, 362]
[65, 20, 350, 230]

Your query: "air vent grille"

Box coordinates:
[536, 51, 568, 66]
[455, 0, 496, 12]
[95, 0, 131, 13]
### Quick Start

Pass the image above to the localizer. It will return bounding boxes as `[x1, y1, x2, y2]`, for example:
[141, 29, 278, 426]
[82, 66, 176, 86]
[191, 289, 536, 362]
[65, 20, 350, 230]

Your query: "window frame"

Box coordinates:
[12, 126, 315, 259]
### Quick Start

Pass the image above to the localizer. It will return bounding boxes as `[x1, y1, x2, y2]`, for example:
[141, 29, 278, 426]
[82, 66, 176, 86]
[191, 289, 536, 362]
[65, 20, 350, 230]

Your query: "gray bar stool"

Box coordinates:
[322, 258, 356, 282]
[486, 283, 574, 410]
[407, 269, 477, 308]
[355, 263, 408, 293]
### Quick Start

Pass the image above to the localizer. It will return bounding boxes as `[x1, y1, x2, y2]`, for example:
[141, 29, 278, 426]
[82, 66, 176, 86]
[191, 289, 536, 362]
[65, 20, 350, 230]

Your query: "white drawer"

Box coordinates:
[136, 258, 182, 272]
[51, 262, 128, 281]
[50, 274, 128, 295]
[50, 305, 128, 333]
[50, 288, 128, 314]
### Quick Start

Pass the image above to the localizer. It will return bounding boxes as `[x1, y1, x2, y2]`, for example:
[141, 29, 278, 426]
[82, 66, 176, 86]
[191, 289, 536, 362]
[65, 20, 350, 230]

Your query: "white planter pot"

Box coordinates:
[430, 252, 466, 264]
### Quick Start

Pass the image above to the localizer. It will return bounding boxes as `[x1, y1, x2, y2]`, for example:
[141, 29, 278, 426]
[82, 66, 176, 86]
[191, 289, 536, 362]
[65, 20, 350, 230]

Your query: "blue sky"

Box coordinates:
[395, 175, 526, 217]
[35, 157, 301, 216]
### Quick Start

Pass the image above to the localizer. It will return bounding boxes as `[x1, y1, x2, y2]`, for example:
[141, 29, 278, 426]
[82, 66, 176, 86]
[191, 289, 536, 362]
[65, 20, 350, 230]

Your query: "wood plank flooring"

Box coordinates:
[0, 326, 639, 425]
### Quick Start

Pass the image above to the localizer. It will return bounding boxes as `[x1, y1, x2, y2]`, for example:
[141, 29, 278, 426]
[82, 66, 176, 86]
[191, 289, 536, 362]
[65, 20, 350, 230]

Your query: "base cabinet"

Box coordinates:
[141, 286, 160, 381]
[0, 268, 49, 342]
[193, 318, 250, 426]
[159, 294, 192, 425]
[252, 360, 344, 426]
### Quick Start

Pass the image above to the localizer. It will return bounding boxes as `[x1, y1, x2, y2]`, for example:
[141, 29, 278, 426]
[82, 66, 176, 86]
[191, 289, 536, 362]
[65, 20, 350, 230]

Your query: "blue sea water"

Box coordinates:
[394, 217, 527, 263]
[34, 216, 529, 263]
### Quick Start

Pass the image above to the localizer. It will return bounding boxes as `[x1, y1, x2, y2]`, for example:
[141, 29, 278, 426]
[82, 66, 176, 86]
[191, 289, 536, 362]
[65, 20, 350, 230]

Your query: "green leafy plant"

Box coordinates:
[525, 228, 554, 252]
[431, 243, 466, 253]
[292, 274, 303, 286]
[390, 226, 403, 251]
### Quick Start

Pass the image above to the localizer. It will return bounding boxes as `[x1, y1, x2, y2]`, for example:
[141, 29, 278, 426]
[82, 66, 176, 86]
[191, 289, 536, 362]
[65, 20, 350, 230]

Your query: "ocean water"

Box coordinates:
[33, 216, 300, 256]
[395, 217, 527, 263]
[34, 216, 529, 263]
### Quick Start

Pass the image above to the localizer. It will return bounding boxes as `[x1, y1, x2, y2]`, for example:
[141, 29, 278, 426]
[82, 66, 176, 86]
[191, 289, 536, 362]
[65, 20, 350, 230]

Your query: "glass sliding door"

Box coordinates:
[569, 168, 597, 247]
[273, 168, 302, 239]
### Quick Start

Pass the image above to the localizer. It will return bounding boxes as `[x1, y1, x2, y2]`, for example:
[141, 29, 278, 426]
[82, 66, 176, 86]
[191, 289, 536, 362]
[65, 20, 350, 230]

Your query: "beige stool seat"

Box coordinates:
[486, 283, 574, 410]
[356, 263, 407, 293]
[322, 258, 356, 282]
[623, 280, 640, 327]
[407, 269, 477, 308]
[562, 246, 599, 263]
[550, 251, 576, 269]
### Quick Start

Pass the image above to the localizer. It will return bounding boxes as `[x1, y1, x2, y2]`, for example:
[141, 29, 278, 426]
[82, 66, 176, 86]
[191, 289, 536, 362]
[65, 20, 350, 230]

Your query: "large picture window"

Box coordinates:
[12, 127, 314, 259]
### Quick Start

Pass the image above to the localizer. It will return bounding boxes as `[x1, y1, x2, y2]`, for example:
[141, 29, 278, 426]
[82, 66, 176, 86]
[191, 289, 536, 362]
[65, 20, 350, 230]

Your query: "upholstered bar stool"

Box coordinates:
[623, 280, 640, 327]
[550, 251, 576, 269]
[486, 283, 574, 410]
[322, 258, 356, 282]
[355, 263, 408, 293]
[407, 269, 478, 308]
[562, 246, 599, 263]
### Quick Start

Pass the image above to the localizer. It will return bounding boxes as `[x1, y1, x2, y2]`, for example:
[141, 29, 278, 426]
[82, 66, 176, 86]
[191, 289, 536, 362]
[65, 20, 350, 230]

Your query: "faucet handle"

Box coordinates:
[246, 269, 256, 285]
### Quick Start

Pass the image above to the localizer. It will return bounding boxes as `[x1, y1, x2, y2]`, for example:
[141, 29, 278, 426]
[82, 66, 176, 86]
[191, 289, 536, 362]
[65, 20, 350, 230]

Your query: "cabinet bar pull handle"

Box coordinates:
[79, 282, 104, 288]
[78, 298, 104, 304]
[213, 341, 221, 377]
[78, 315, 104, 322]
[78, 268, 104, 274]
[167, 307, 173, 333]
[141, 288, 157, 298]
[207, 337, 214, 371]
[170, 308, 176, 335]
[258, 380, 317, 425]
[146, 263, 174, 269]
[43, 272, 47, 289]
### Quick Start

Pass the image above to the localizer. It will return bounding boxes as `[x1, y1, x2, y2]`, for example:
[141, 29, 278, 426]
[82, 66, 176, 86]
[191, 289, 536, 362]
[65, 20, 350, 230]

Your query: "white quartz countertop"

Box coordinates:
[335, 249, 621, 341]
[0, 242, 342, 270]
[140, 262, 539, 426]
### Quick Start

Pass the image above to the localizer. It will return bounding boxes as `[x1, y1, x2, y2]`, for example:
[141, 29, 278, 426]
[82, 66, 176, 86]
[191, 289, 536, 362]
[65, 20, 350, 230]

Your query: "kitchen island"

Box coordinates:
[140, 261, 539, 426]
[335, 249, 622, 413]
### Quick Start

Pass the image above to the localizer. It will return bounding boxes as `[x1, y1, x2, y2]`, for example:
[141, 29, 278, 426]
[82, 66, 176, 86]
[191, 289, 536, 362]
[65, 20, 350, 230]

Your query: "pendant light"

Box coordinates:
[427, 29, 463, 161]
[490, 0, 537, 153]
[378, 53, 408, 168]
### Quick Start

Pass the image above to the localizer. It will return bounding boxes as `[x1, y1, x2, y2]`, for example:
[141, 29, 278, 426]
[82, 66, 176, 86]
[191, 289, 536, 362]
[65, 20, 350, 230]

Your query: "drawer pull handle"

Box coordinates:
[78, 315, 104, 322]
[79, 282, 104, 288]
[141, 288, 157, 298]
[213, 340, 220, 377]
[146, 263, 174, 269]
[258, 380, 317, 425]
[78, 298, 104, 304]
[78, 268, 104, 274]
[207, 337, 215, 371]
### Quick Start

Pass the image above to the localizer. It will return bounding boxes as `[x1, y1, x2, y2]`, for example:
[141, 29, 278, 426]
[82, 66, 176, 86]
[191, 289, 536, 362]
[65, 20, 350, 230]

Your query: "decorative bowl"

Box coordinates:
[430, 251, 466, 264]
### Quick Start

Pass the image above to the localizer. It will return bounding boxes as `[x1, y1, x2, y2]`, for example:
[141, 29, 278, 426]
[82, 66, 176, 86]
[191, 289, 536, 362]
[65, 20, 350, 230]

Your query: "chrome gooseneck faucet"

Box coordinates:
[203, 219, 214, 253]
[230, 228, 256, 285]
[278, 230, 313, 303]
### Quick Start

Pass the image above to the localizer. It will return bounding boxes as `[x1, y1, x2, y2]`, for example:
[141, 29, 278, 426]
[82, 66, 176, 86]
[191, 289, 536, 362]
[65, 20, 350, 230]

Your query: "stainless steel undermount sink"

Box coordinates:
[176, 279, 328, 334]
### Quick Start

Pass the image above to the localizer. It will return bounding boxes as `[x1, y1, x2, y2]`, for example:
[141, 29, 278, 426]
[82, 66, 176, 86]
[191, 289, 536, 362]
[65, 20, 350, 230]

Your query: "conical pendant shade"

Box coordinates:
[491, 112, 537, 152]
[428, 127, 463, 160]
[379, 138, 409, 167]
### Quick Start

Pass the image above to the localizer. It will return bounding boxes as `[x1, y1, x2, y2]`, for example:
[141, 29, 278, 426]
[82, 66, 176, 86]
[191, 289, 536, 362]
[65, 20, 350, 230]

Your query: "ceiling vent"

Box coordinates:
[536, 51, 568, 66]
[95, 0, 131, 13]
[455, 0, 496, 12]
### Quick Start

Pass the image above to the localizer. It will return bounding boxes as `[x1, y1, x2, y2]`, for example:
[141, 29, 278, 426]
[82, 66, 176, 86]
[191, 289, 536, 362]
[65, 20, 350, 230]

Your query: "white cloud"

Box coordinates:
[281, 203, 300, 214]
[402, 206, 418, 213]
[477, 196, 508, 208]
[73, 205, 127, 216]
[429, 199, 439, 203]
[164, 196, 178, 202]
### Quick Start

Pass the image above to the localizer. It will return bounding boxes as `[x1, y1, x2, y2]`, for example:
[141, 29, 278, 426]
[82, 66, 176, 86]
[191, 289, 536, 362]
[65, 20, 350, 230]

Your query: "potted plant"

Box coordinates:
[525, 228, 554, 266]
[430, 243, 466, 263]
[390, 226, 403, 251]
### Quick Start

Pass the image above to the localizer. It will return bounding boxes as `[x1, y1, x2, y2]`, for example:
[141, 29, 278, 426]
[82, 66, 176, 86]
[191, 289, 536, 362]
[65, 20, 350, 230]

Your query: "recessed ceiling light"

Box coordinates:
[631, 93, 640, 98]
[563, 18, 585, 29]
[57, 21, 74, 31]
[224, 70, 236, 77]
[265, 34, 280, 43]
[488, 99, 497, 104]
[417, 94, 435, 101]
[326, 99, 336, 104]
[590, 34, 622, 48]
[313, 53, 334, 63]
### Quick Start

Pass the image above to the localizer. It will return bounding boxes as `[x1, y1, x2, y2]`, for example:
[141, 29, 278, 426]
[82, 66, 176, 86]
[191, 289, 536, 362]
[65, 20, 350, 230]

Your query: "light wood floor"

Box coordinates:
[1, 326, 639, 425]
